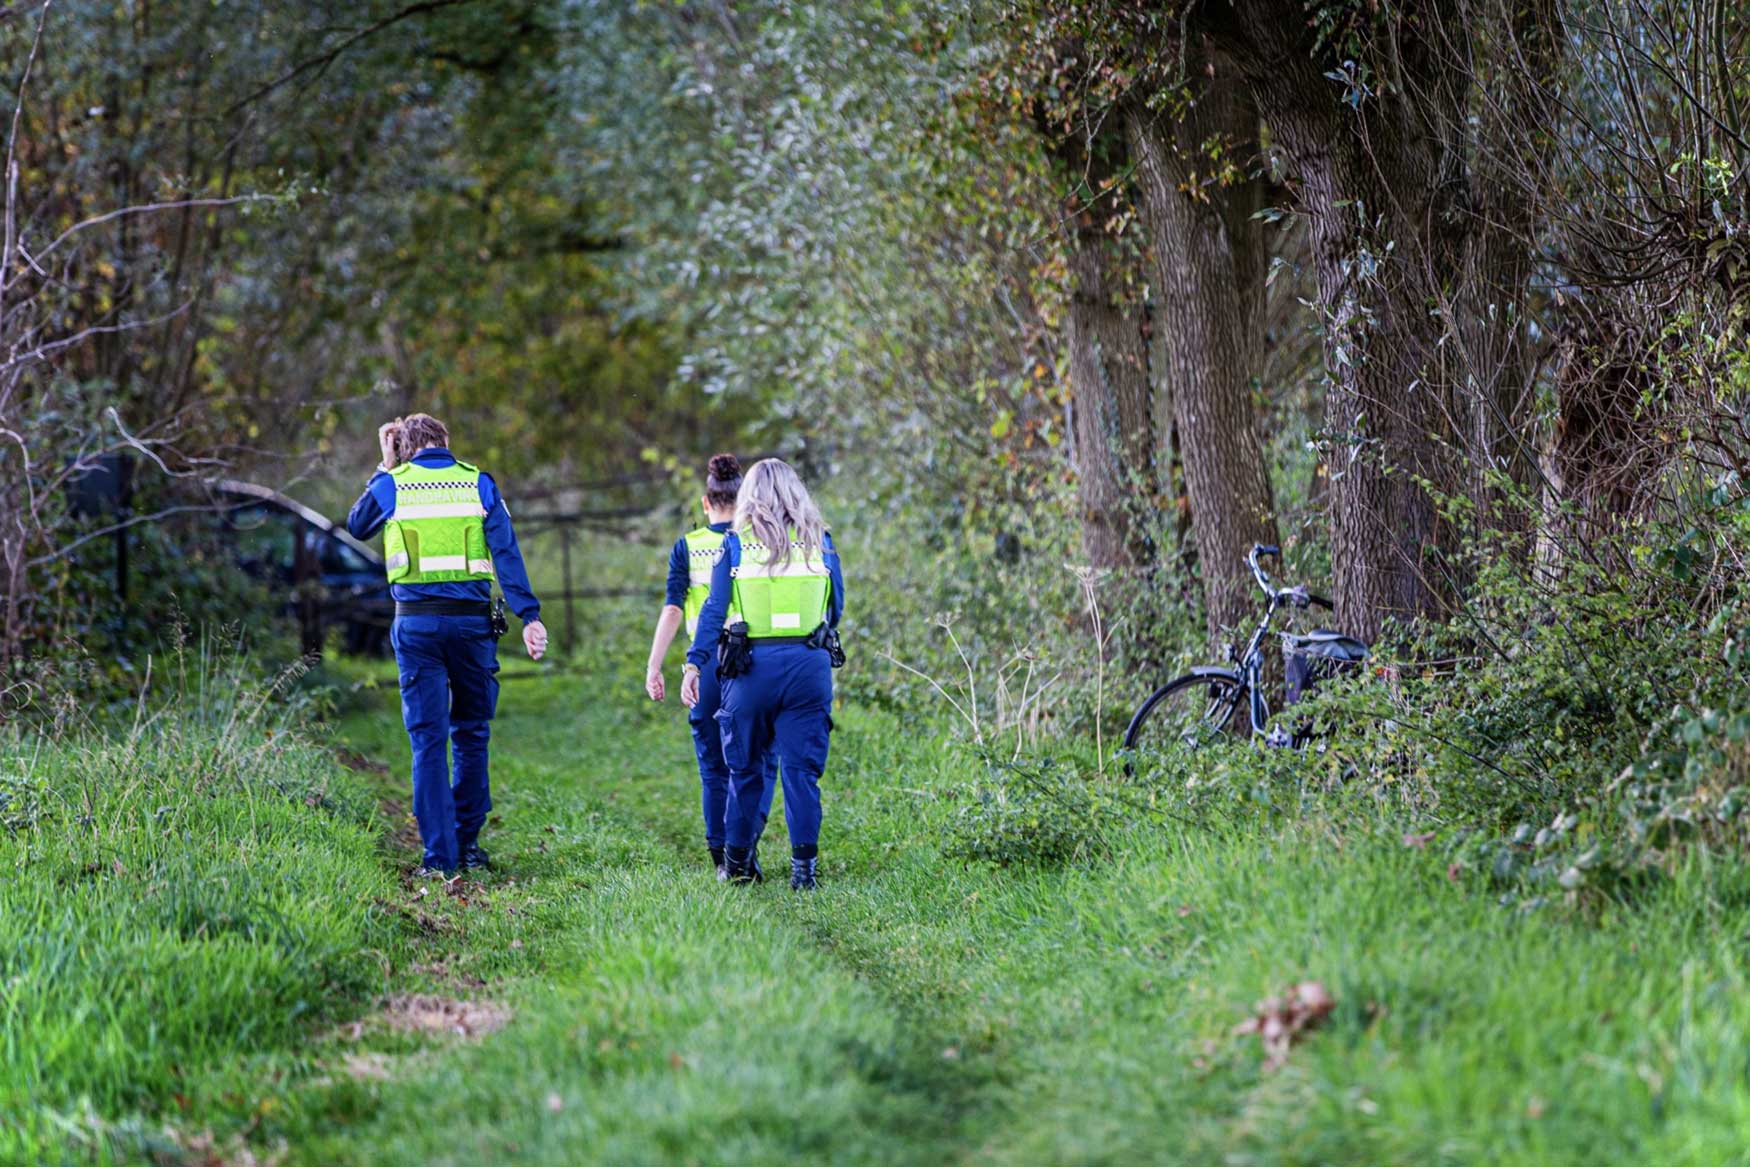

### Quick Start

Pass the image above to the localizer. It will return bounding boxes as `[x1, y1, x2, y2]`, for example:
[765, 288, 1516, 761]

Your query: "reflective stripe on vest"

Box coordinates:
[728, 530, 831, 638]
[382, 461, 495, 585]
[681, 526, 726, 640]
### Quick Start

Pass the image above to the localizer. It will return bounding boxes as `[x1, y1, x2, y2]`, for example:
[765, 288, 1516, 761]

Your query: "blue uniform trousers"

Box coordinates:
[391, 613, 499, 872]
[716, 642, 833, 852]
[690, 664, 775, 849]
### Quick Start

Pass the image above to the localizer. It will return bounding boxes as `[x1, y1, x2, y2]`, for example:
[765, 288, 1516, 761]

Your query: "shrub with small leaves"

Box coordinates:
[945, 754, 1113, 868]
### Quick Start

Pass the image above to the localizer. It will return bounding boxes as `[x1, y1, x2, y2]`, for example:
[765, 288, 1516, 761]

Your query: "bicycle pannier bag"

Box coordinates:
[1284, 631, 1369, 705]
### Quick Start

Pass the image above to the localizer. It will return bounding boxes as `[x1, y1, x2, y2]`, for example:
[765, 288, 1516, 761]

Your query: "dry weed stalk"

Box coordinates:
[878, 613, 1063, 756]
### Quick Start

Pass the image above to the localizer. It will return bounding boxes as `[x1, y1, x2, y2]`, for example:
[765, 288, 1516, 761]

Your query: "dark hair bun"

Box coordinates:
[707, 453, 742, 481]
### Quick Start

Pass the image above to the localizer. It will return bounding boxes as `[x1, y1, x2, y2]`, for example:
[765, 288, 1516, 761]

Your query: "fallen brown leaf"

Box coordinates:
[1232, 980, 1336, 1070]
[1402, 831, 1436, 849]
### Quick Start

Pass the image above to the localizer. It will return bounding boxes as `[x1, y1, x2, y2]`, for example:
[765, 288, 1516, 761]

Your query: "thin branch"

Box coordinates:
[3, 1, 51, 311]
[35, 196, 276, 260]
[877, 648, 979, 742]
[225, 0, 476, 115]
[1, 300, 196, 373]
[25, 505, 228, 568]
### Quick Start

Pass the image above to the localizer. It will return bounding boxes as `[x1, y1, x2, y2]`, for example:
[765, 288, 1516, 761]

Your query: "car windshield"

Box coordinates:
[229, 504, 295, 573]
[309, 529, 373, 573]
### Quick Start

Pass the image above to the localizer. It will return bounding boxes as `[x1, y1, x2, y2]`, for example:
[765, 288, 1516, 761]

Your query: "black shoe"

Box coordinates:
[459, 845, 491, 871]
[723, 846, 755, 885]
[790, 856, 818, 891]
[749, 843, 765, 884]
[710, 846, 727, 881]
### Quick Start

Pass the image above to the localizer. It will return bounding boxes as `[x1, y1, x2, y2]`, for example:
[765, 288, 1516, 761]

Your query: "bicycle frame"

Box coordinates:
[1224, 545, 1324, 737]
[1121, 544, 1336, 761]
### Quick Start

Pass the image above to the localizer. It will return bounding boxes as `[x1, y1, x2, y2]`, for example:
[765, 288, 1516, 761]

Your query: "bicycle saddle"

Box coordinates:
[1281, 629, 1370, 659]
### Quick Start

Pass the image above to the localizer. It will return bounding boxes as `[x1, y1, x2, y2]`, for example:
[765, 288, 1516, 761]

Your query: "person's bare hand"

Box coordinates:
[378, 421, 402, 469]
[523, 619, 548, 661]
[645, 668, 666, 701]
[680, 668, 700, 708]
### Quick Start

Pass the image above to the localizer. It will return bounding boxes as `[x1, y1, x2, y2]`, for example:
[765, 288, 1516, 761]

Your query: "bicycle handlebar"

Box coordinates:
[1246, 544, 1335, 612]
[1247, 544, 1278, 596]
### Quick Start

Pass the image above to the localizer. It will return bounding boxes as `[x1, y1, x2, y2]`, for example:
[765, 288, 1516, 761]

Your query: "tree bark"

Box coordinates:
[1200, 1, 1476, 640]
[1063, 201, 1153, 572]
[1126, 82, 1279, 641]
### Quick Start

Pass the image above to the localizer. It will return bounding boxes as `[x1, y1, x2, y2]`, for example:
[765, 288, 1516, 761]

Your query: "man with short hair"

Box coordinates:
[347, 413, 546, 878]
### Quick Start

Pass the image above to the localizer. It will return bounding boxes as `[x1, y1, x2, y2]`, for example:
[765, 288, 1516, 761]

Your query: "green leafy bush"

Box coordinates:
[945, 754, 1114, 867]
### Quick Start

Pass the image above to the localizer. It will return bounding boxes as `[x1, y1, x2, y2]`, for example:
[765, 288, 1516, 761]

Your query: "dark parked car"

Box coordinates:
[214, 480, 392, 655]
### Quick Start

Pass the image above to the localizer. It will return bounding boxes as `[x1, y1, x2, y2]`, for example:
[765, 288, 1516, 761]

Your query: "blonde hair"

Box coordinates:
[734, 458, 825, 571]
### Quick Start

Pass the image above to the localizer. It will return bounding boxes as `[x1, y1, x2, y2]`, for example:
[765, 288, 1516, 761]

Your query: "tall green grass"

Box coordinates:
[12, 634, 1750, 1165]
[277, 655, 1750, 1166]
[0, 643, 401, 1166]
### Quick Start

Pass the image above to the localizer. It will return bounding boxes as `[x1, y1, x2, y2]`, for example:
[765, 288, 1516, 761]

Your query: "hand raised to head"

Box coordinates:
[378, 420, 403, 470]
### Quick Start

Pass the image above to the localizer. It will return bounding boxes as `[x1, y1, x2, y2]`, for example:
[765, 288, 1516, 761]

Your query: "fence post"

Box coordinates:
[560, 525, 576, 654]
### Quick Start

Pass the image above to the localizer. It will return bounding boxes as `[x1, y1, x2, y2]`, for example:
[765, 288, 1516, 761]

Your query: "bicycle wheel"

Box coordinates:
[1122, 670, 1246, 771]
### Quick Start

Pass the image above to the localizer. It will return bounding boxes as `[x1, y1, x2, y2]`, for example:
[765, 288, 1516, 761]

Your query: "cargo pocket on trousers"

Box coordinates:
[450, 629, 501, 723]
[715, 706, 749, 775]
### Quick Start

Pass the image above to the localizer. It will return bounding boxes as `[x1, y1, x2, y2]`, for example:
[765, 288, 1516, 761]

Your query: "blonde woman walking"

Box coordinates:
[681, 459, 844, 889]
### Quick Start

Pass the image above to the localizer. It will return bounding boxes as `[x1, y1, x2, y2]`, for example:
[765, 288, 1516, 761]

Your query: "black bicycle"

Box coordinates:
[1122, 545, 1368, 763]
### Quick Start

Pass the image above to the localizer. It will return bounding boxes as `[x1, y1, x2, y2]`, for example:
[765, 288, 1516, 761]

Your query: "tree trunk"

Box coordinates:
[1126, 84, 1279, 642]
[1203, 3, 1473, 640]
[1064, 204, 1152, 572]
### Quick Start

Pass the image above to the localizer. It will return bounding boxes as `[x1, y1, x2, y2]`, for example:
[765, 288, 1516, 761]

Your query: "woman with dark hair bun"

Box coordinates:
[644, 454, 775, 879]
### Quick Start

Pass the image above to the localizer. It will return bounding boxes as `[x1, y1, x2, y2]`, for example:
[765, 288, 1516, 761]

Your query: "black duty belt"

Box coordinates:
[749, 635, 813, 645]
[395, 599, 492, 618]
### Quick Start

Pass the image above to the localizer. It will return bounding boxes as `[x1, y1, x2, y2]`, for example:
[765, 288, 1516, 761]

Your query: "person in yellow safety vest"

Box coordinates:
[346, 412, 546, 879]
[681, 458, 844, 890]
[644, 454, 776, 880]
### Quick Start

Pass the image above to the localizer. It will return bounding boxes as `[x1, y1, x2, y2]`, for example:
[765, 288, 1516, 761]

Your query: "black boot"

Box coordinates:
[723, 845, 755, 885]
[709, 846, 727, 881]
[459, 844, 491, 872]
[790, 844, 819, 890]
[748, 842, 765, 884]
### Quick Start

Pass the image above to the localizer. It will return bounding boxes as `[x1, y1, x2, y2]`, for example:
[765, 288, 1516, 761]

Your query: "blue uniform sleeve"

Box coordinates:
[345, 471, 395, 540]
[823, 530, 845, 630]
[686, 533, 737, 670]
[479, 474, 541, 624]
[665, 537, 690, 609]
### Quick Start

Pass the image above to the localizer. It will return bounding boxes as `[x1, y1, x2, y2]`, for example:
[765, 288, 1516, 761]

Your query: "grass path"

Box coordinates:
[288, 659, 996, 1166]
[269, 652, 1750, 1166]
